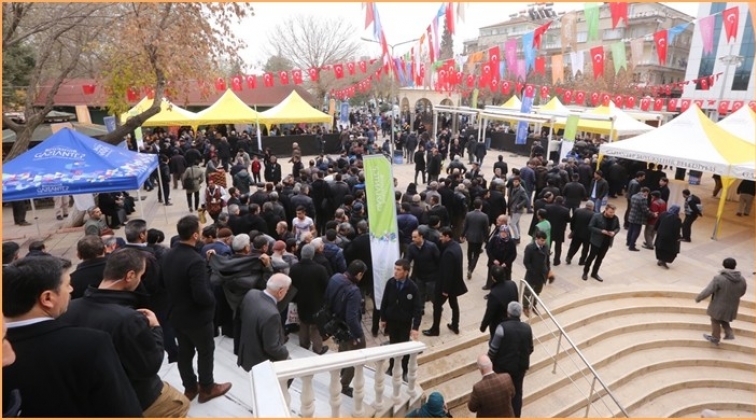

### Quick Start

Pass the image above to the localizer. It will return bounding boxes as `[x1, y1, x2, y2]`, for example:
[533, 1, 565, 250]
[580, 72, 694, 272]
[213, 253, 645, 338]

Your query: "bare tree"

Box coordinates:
[265, 14, 361, 99]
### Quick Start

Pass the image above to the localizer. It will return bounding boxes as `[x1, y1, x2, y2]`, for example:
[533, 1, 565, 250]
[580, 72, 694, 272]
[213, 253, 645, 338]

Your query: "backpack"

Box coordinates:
[183, 167, 196, 190]
[313, 280, 352, 343]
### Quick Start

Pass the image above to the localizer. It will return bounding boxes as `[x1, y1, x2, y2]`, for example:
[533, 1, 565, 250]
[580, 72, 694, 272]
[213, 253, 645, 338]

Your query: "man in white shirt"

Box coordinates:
[292, 206, 315, 242]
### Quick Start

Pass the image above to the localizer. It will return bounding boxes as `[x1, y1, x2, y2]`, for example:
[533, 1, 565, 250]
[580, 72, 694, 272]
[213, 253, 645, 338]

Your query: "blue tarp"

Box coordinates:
[2, 128, 158, 201]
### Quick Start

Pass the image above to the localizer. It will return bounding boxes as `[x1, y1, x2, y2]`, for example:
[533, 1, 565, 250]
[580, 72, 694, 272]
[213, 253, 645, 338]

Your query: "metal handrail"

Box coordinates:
[517, 279, 630, 418]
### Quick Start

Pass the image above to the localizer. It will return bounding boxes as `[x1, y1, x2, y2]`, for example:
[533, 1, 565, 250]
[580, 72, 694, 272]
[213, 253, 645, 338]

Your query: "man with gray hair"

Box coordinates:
[468, 354, 515, 418]
[237, 273, 292, 371]
[84, 206, 111, 237]
[289, 244, 330, 355]
[488, 301, 533, 418]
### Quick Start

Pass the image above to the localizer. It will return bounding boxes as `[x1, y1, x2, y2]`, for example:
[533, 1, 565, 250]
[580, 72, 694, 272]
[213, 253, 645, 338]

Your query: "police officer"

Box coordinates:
[379, 259, 423, 382]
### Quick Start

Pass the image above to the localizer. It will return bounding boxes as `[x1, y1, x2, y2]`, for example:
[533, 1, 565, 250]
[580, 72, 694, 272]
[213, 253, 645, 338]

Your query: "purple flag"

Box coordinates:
[505, 39, 518, 78]
[699, 14, 716, 55]
[517, 59, 527, 82]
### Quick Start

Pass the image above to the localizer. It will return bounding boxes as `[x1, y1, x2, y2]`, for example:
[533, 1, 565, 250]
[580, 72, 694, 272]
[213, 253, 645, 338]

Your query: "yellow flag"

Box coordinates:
[551, 55, 564, 84]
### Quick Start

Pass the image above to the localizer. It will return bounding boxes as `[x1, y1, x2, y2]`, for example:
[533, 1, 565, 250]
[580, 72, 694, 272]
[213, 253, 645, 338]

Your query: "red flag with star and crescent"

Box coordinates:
[590, 46, 604, 80]
[307, 68, 319, 82]
[292, 69, 303, 85]
[246, 75, 257, 89]
[654, 30, 668, 66]
[722, 6, 739, 43]
[333, 64, 345, 79]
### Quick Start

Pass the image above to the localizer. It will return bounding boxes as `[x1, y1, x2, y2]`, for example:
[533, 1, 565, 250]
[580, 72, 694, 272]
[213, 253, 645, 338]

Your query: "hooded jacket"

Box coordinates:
[696, 269, 747, 322]
[209, 252, 273, 313]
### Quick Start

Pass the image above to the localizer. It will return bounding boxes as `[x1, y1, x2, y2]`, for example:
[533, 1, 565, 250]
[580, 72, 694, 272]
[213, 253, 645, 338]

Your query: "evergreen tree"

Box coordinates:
[439, 20, 454, 61]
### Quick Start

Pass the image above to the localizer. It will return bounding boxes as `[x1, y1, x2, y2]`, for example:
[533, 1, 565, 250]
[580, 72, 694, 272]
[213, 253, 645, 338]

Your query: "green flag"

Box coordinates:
[563, 115, 580, 141]
[364, 155, 400, 309]
[611, 41, 627, 75]
[585, 3, 600, 41]
[471, 88, 479, 108]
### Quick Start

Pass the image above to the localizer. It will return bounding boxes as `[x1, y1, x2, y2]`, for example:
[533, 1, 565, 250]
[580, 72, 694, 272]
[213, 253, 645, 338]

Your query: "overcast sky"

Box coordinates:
[237, 2, 700, 70]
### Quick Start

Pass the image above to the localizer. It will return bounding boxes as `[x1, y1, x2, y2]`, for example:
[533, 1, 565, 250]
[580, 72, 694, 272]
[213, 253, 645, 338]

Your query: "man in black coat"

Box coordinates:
[562, 174, 587, 215]
[289, 244, 330, 355]
[522, 230, 550, 315]
[479, 265, 518, 338]
[488, 301, 534, 418]
[423, 227, 468, 336]
[582, 204, 621, 282]
[3, 256, 143, 417]
[462, 199, 491, 279]
[70, 235, 108, 299]
[161, 215, 232, 403]
[59, 249, 190, 417]
[566, 201, 595, 266]
[343, 221, 378, 335]
[681, 189, 703, 242]
[486, 183, 508, 226]
[264, 155, 282, 183]
[405, 228, 440, 304]
[545, 196, 572, 266]
[380, 259, 423, 381]
[588, 170, 609, 213]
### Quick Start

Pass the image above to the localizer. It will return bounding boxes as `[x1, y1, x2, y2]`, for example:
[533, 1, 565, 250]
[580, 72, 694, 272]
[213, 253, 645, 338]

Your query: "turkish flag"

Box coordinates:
[601, 93, 611, 107]
[524, 84, 536, 98]
[516, 82, 524, 95]
[609, 2, 628, 29]
[700, 77, 709, 90]
[555, 87, 564, 94]
[278, 71, 289, 85]
[590, 46, 605, 80]
[333, 64, 345, 79]
[732, 100, 744, 112]
[375, 67, 382, 81]
[708, 99, 717, 106]
[292, 69, 303, 85]
[127, 87, 140, 101]
[480, 63, 493, 88]
[667, 98, 678, 112]
[575, 91, 586, 105]
[613, 94, 623, 108]
[718, 100, 730, 115]
[654, 30, 668, 65]
[590, 92, 600, 106]
[488, 46, 500, 66]
[215, 77, 226, 92]
[308, 68, 319, 82]
[501, 80, 511, 94]
[263, 73, 274, 87]
[653, 98, 665, 111]
[231, 75, 243, 92]
[680, 99, 691, 112]
[144, 87, 155, 99]
[694, 99, 704, 109]
[359, 60, 367, 73]
[438, 69, 448, 88]
[625, 96, 636, 109]
[665, 85, 672, 95]
[640, 97, 651, 111]
[490, 78, 499, 92]
[749, 101, 756, 112]
[722, 6, 739, 43]
[535, 57, 546, 76]
[563, 90, 573, 104]
[455, 71, 464, 87]
[347, 62, 356, 75]
[82, 84, 96, 95]
[246, 75, 257, 89]
[540, 85, 549, 99]
[419, 64, 426, 82]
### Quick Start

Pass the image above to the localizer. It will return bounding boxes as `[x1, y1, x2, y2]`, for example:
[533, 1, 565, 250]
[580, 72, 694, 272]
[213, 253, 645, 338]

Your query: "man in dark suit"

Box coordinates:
[582, 204, 621, 282]
[59, 249, 190, 417]
[588, 170, 609, 213]
[238, 274, 292, 372]
[479, 265, 518, 338]
[70, 235, 108, 299]
[462, 199, 492, 280]
[380, 259, 423, 382]
[468, 354, 516, 418]
[289, 244, 330, 355]
[562, 174, 587, 215]
[3, 256, 143, 417]
[681, 188, 703, 242]
[522, 230, 549, 316]
[161, 215, 232, 403]
[488, 302, 534, 418]
[486, 183, 507, 227]
[565, 201, 595, 266]
[545, 196, 572, 266]
[423, 227, 468, 336]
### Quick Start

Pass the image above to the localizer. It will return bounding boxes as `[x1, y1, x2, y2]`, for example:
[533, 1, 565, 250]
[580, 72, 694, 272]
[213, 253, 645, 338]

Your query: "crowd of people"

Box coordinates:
[2, 121, 749, 418]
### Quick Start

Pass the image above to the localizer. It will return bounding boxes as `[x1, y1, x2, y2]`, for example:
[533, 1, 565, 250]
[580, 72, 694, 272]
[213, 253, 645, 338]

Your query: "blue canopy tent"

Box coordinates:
[3, 128, 161, 224]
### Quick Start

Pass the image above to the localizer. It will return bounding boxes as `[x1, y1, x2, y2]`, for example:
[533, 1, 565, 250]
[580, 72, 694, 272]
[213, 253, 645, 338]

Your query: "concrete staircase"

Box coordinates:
[416, 285, 756, 418]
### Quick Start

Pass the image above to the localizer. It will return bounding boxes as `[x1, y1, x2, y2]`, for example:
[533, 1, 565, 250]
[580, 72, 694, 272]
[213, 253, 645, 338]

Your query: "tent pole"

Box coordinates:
[30, 199, 41, 237]
[155, 161, 169, 223]
[711, 177, 734, 240]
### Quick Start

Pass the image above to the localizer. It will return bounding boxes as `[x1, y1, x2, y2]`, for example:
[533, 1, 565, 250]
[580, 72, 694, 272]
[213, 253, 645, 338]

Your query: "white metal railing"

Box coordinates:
[517, 279, 629, 418]
[250, 341, 426, 418]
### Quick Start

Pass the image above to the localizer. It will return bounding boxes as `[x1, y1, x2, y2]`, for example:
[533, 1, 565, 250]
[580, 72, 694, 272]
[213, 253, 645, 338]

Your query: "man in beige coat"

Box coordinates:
[695, 258, 747, 345]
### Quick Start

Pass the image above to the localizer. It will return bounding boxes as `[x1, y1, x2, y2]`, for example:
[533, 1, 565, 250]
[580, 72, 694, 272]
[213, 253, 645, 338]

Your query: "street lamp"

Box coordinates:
[716, 48, 744, 120]
[361, 36, 419, 163]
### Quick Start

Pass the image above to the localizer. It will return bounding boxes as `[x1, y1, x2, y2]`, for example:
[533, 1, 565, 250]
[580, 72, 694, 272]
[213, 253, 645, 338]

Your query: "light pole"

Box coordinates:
[716, 45, 744, 120]
[361, 37, 419, 163]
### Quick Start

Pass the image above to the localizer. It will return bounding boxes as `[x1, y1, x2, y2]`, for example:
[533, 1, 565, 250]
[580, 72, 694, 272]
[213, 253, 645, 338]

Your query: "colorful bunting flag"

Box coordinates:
[609, 2, 628, 29]
[523, 32, 536, 73]
[722, 6, 739, 43]
[610, 41, 627, 75]
[551, 55, 564, 84]
[698, 14, 716, 55]
[561, 12, 578, 53]
[584, 3, 600, 41]
[590, 46, 604, 80]
[653, 30, 668, 66]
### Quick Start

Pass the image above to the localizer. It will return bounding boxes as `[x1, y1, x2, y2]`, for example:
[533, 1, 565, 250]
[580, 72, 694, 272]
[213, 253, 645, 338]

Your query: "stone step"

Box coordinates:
[674, 407, 756, 418]
[545, 358, 756, 418]
[435, 327, 755, 416]
[629, 386, 756, 418]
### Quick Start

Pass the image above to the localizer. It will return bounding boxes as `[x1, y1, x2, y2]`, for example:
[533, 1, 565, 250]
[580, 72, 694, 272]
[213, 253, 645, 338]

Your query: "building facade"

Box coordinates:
[681, 2, 754, 116]
[463, 2, 694, 88]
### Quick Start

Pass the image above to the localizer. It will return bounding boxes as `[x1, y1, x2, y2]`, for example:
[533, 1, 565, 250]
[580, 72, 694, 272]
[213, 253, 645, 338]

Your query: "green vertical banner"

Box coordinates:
[364, 155, 400, 309]
[471, 88, 479, 108]
[584, 2, 600, 41]
[563, 114, 580, 141]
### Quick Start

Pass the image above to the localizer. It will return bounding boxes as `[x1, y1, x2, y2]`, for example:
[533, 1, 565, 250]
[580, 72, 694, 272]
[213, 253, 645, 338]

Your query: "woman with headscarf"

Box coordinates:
[654, 205, 683, 269]
[403, 183, 418, 204]
[406, 391, 452, 418]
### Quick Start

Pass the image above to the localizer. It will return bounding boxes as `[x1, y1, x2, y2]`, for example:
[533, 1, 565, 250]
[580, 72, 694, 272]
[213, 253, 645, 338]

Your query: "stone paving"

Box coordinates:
[3, 148, 755, 354]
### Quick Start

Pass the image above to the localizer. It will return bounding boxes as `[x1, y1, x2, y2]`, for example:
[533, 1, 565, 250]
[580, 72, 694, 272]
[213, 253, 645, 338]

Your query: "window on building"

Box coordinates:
[696, 2, 726, 90]
[577, 31, 588, 43]
[603, 28, 625, 41]
[732, 10, 754, 91]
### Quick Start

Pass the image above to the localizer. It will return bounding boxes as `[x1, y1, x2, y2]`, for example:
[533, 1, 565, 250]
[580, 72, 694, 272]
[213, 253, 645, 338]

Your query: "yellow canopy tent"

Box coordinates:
[258, 90, 332, 126]
[119, 97, 197, 127]
[536, 96, 572, 116]
[193, 89, 261, 127]
[500, 95, 522, 110]
[550, 102, 654, 140]
[599, 105, 755, 239]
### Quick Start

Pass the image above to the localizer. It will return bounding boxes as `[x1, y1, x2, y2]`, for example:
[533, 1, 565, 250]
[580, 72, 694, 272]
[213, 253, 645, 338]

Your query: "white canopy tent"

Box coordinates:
[717, 106, 756, 182]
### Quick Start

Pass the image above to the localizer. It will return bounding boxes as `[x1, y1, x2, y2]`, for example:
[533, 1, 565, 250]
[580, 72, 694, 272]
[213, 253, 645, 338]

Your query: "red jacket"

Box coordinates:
[648, 198, 667, 225]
